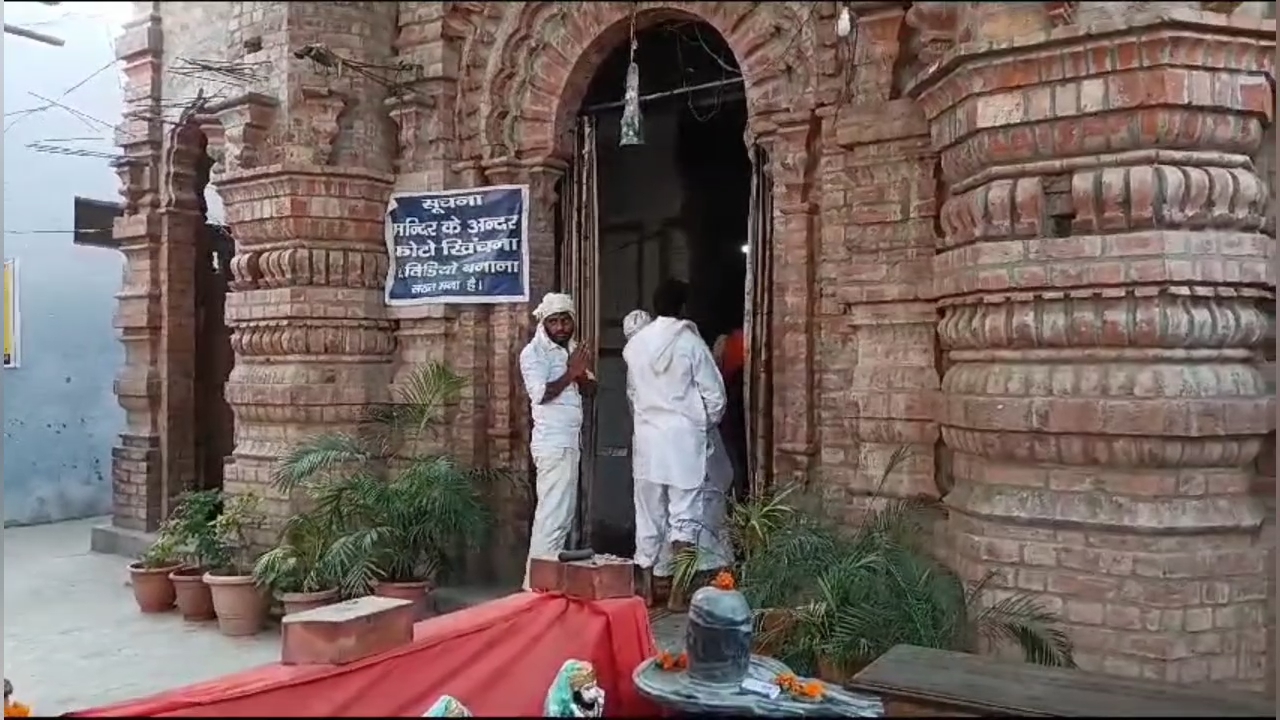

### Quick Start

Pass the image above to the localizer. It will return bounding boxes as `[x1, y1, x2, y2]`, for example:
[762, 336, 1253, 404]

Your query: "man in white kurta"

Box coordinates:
[623, 309, 734, 609]
[519, 292, 594, 590]
[622, 282, 727, 610]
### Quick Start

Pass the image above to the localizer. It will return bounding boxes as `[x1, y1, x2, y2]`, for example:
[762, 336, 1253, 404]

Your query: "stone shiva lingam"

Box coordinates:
[544, 659, 606, 717]
[632, 578, 884, 717]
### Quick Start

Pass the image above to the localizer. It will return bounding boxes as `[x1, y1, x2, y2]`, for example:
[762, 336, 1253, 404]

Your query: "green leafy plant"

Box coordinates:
[271, 362, 495, 596]
[252, 511, 348, 596]
[138, 532, 182, 569]
[209, 493, 265, 576]
[165, 489, 227, 570]
[674, 446, 1075, 676]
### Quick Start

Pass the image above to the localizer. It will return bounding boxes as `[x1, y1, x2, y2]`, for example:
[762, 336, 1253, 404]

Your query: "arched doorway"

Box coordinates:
[558, 17, 757, 558]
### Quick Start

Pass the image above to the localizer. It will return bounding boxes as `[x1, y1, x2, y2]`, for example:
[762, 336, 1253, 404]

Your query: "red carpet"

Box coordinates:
[69, 592, 661, 718]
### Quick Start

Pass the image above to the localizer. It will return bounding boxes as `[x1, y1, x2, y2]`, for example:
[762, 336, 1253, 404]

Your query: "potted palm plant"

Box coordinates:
[202, 493, 269, 636]
[674, 446, 1075, 681]
[746, 500, 1076, 681]
[272, 362, 493, 619]
[166, 489, 226, 621]
[253, 510, 349, 616]
[128, 532, 183, 613]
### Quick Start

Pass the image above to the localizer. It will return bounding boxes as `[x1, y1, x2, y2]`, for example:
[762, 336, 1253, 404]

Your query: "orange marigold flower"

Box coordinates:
[775, 672, 799, 692]
[675, 651, 689, 669]
[5, 700, 31, 718]
[802, 681, 825, 699]
[658, 651, 685, 671]
[711, 571, 736, 591]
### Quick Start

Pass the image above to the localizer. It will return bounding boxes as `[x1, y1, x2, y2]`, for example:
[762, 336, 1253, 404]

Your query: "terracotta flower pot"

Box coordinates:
[203, 571, 269, 636]
[128, 562, 182, 613]
[169, 567, 216, 621]
[279, 588, 340, 617]
[373, 579, 432, 620]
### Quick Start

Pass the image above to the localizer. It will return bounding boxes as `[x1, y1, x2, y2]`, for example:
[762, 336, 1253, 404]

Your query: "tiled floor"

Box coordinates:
[3, 518, 278, 715]
[4, 518, 692, 715]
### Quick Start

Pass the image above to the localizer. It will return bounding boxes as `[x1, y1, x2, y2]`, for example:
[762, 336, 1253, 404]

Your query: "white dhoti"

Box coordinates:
[523, 447, 581, 590]
[633, 479, 700, 576]
[636, 429, 736, 578]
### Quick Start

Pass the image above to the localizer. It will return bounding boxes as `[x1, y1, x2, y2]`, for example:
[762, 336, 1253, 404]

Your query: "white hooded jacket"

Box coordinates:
[622, 316, 727, 490]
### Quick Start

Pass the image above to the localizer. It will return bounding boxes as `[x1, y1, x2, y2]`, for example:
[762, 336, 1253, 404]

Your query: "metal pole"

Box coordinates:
[4, 24, 66, 47]
[579, 76, 744, 115]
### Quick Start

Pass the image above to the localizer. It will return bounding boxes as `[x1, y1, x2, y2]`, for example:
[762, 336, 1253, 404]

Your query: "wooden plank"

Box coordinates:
[849, 645, 1273, 718]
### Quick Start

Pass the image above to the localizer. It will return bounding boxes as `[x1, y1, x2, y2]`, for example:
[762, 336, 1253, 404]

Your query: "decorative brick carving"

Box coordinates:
[206, 92, 278, 177]
[910, 7, 1275, 685]
[109, 8, 166, 532]
[386, 92, 433, 175]
[297, 86, 349, 167]
[217, 169, 396, 522]
[903, 2, 959, 69]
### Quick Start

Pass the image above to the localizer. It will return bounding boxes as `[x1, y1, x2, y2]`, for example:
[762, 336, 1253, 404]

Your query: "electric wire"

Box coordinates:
[4, 58, 117, 134]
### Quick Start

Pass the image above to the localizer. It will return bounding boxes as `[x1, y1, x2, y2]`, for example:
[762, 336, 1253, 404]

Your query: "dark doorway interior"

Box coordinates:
[576, 19, 751, 558]
[192, 141, 235, 494]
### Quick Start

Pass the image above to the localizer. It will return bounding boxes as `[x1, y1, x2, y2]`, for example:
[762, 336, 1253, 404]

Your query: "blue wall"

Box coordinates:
[3, 4, 132, 525]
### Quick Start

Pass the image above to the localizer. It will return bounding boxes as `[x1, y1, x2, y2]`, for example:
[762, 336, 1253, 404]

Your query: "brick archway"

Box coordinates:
[474, 1, 821, 162]
[136, 113, 222, 522]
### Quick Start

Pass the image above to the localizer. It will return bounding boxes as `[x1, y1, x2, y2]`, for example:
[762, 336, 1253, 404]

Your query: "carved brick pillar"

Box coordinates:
[109, 9, 165, 531]
[815, 3, 942, 520]
[218, 162, 398, 526]
[207, 2, 402, 533]
[155, 122, 211, 515]
[910, 6, 1275, 684]
[753, 118, 819, 488]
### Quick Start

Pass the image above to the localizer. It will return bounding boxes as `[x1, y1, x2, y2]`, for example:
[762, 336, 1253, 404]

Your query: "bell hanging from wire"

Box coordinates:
[619, 58, 643, 147]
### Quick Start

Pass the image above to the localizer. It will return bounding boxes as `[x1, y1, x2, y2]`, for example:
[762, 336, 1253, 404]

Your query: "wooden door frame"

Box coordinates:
[744, 143, 775, 498]
[560, 115, 601, 548]
[559, 120, 778, 548]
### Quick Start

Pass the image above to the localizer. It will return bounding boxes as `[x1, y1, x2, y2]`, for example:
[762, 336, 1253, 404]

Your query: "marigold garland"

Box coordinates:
[4, 700, 31, 718]
[655, 651, 688, 671]
[711, 570, 736, 591]
[774, 672, 824, 701]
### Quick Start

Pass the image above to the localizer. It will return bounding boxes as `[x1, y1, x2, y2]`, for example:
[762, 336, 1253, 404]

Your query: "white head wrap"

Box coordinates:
[532, 292, 575, 321]
[622, 309, 652, 340]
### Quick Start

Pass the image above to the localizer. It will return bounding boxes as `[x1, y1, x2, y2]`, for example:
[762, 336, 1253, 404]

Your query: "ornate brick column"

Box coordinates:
[750, 114, 820, 489]
[109, 8, 165, 531]
[212, 2, 401, 532]
[815, 4, 942, 518]
[910, 4, 1275, 684]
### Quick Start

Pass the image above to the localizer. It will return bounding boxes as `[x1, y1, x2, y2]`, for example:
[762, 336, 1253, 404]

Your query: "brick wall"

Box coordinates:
[122, 0, 1275, 685]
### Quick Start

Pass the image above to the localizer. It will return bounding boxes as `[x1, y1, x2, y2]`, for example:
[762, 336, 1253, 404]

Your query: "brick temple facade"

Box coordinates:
[107, 1, 1274, 689]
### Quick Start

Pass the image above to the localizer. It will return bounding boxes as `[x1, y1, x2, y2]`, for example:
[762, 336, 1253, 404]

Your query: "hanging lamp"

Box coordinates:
[619, 8, 643, 146]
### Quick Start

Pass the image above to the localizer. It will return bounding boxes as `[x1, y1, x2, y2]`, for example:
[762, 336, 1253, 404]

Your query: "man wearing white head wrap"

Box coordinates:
[519, 292, 595, 589]
[622, 281, 727, 611]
